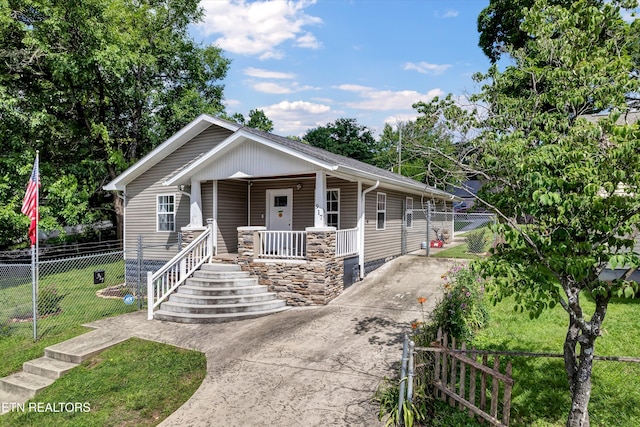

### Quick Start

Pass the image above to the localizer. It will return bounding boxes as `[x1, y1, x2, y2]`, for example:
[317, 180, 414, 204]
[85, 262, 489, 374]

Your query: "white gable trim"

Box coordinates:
[103, 114, 240, 191]
[164, 129, 337, 186]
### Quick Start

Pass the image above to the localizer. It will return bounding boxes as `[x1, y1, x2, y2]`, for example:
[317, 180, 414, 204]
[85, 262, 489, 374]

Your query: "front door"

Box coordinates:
[267, 189, 293, 230]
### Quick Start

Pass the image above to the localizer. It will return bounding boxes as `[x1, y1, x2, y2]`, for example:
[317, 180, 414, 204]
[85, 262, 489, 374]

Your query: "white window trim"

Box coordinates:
[376, 192, 386, 230]
[326, 188, 340, 229]
[406, 197, 413, 228]
[157, 194, 176, 232]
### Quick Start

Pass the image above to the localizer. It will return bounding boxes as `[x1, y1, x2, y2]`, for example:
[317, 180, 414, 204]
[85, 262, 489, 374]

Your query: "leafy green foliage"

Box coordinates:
[0, 0, 230, 246]
[427, 264, 489, 342]
[376, 118, 461, 185]
[466, 229, 487, 254]
[303, 118, 379, 164]
[424, 1, 640, 424]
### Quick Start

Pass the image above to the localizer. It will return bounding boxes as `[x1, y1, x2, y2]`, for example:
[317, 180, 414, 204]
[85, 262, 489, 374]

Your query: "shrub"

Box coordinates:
[38, 284, 65, 316]
[428, 264, 489, 342]
[466, 229, 487, 253]
[377, 264, 490, 426]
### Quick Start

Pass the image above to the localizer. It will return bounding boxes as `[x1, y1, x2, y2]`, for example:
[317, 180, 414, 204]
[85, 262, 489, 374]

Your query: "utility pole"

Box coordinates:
[397, 122, 402, 174]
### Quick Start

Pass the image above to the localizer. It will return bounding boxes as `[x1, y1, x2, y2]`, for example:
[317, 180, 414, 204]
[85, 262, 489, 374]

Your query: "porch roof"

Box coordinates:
[104, 114, 458, 200]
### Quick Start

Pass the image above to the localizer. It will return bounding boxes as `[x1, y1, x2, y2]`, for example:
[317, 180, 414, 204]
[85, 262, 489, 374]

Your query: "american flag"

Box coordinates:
[21, 156, 40, 246]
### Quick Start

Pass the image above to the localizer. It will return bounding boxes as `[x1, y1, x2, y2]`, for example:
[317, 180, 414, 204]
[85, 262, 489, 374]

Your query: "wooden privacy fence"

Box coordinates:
[399, 329, 514, 427]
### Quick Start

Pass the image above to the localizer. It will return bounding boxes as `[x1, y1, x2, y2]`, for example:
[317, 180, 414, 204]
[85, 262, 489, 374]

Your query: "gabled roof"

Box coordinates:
[103, 115, 239, 191]
[104, 114, 457, 200]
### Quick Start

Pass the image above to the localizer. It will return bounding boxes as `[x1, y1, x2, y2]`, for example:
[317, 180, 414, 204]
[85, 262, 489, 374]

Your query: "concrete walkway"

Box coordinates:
[63, 256, 452, 425]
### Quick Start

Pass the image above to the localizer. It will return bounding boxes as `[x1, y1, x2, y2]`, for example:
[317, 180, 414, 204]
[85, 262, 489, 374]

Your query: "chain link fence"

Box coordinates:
[453, 212, 496, 236]
[0, 235, 182, 340]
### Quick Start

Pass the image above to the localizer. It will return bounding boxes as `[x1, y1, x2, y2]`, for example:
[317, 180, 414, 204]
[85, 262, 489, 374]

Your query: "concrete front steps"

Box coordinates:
[0, 330, 128, 414]
[153, 263, 290, 324]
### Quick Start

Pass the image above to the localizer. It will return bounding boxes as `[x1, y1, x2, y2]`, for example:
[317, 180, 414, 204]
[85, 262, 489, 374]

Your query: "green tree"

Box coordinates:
[0, 0, 230, 244]
[376, 118, 460, 186]
[427, 1, 639, 425]
[303, 118, 378, 164]
[477, 0, 603, 63]
[227, 109, 274, 132]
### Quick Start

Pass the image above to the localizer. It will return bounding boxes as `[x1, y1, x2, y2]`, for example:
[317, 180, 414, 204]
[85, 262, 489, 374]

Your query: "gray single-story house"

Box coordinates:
[104, 115, 456, 319]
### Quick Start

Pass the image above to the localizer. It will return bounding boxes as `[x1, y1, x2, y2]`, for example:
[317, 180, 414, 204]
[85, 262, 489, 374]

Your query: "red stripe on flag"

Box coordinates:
[21, 157, 40, 246]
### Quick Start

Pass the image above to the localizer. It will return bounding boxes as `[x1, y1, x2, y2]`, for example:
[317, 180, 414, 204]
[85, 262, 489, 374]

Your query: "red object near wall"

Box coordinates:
[430, 240, 443, 248]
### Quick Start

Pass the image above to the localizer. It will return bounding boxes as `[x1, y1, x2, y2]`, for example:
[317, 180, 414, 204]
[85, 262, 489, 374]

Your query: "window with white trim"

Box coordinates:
[406, 197, 413, 228]
[326, 189, 340, 228]
[377, 192, 386, 230]
[157, 194, 175, 232]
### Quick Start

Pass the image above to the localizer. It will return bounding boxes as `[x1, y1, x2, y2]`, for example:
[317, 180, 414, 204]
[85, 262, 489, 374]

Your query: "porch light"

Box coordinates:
[296, 183, 302, 190]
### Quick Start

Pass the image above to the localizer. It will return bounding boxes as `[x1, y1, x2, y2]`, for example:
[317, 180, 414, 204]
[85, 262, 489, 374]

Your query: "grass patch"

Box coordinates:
[431, 242, 490, 260]
[0, 337, 206, 427]
[468, 295, 640, 426]
[0, 257, 139, 377]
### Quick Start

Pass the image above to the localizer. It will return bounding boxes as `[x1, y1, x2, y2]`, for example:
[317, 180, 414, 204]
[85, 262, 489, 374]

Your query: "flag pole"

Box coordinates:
[32, 151, 39, 341]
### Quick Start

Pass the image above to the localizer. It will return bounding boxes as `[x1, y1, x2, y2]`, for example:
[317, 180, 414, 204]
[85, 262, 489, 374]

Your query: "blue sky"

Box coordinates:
[191, 1, 494, 136]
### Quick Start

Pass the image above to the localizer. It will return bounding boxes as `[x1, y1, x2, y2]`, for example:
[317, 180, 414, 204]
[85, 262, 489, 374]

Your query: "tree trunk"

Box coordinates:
[565, 336, 593, 427]
[112, 192, 124, 242]
[563, 287, 609, 427]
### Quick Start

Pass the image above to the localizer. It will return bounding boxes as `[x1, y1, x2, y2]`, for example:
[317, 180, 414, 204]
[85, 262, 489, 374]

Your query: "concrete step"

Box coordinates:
[178, 284, 268, 296]
[201, 263, 242, 272]
[23, 357, 79, 380]
[0, 372, 55, 398]
[159, 299, 287, 315]
[153, 305, 291, 324]
[185, 277, 258, 288]
[0, 389, 28, 414]
[168, 292, 278, 305]
[45, 330, 129, 364]
[192, 270, 250, 280]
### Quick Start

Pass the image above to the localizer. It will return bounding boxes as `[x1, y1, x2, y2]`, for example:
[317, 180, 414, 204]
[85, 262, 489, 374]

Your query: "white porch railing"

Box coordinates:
[147, 227, 213, 320]
[257, 230, 306, 259]
[336, 228, 359, 257]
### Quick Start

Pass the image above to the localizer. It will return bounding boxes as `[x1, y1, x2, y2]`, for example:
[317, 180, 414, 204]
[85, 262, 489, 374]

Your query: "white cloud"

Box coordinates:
[336, 84, 445, 111]
[224, 98, 242, 107]
[443, 9, 459, 18]
[244, 67, 296, 79]
[404, 61, 452, 75]
[296, 32, 321, 49]
[261, 100, 337, 135]
[252, 82, 293, 94]
[197, 0, 322, 60]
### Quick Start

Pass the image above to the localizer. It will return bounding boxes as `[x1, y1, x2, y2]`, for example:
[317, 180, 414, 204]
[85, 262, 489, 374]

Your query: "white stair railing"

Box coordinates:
[147, 227, 212, 320]
[257, 230, 306, 259]
[336, 228, 359, 257]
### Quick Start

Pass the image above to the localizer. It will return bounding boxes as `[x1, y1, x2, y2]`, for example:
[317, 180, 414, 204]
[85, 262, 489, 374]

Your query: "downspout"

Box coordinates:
[359, 180, 380, 279]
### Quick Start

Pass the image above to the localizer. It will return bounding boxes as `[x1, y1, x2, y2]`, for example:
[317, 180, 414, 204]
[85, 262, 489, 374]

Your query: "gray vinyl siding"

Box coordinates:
[363, 188, 453, 263]
[364, 189, 403, 262]
[216, 180, 247, 254]
[326, 177, 358, 229]
[125, 126, 233, 259]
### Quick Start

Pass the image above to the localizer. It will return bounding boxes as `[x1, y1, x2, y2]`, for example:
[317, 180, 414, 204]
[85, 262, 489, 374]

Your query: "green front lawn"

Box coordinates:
[432, 293, 640, 427]
[0, 338, 206, 427]
[0, 258, 138, 377]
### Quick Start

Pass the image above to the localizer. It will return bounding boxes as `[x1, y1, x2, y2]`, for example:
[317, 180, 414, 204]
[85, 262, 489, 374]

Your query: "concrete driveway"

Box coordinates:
[86, 255, 452, 426]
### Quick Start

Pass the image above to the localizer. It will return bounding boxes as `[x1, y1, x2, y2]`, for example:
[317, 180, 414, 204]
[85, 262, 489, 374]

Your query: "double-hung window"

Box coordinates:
[326, 189, 340, 228]
[157, 194, 175, 232]
[377, 192, 386, 230]
[405, 197, 413, 228]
